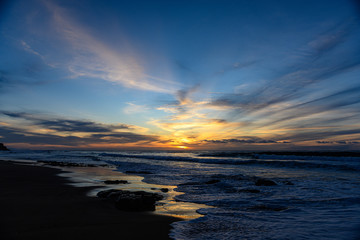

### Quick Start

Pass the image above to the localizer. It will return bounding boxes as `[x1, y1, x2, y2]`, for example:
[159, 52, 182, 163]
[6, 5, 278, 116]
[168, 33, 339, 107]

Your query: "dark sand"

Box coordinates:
[0, 161, 180, 240]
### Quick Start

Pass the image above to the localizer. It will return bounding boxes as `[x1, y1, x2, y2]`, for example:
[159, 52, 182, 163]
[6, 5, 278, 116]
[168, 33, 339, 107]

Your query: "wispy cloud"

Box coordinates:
[0, 67, 52, 93]
[123, 102, 149, 114]
[43, 1, 179, 93]
[157, 85, 212, 120]
[203, 137, 281, 144]
[214, 60, 257, 76]
[0, 125, 158, 147]
[317, 140, 360, 145]
[19, 40, 57, 68]
[210, 21, 360, 112]
[20, 40, 42, 57]
[0, 70, 11, 92]
[276, 128, 360, 143]
[194, 21, 360, 145]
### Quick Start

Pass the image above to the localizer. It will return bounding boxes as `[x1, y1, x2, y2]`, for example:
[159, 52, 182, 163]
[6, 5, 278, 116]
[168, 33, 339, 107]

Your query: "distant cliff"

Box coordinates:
[0, 143, 9, 151]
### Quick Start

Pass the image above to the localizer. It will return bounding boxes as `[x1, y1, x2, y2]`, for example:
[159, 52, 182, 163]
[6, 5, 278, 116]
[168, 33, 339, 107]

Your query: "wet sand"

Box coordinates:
[0, 160, 180, 240]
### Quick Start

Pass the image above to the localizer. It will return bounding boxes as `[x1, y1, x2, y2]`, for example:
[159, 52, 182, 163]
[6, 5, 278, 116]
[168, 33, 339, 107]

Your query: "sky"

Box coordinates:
[0, 0, 360, 150]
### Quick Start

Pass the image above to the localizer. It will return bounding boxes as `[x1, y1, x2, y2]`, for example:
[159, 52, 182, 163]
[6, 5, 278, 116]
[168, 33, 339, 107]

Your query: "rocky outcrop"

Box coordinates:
[0, 143, 9, 151]
[160, 188, 169, 193]
[37, 160, 106, 167]
[104, 180, 129, 184]
[205, 179, 221, 184]
[254, 178, 277, 186]
[97, 189, 164, 212]
[283, 180, 294, 185]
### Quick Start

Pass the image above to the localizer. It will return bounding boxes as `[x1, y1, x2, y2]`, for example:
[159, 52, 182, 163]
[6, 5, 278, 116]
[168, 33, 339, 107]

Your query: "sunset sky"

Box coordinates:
[1, 0, 360, 150]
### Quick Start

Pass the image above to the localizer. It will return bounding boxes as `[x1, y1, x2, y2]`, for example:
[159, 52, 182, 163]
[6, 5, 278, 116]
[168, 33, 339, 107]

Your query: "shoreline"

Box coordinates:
[0, 160, 181, 239]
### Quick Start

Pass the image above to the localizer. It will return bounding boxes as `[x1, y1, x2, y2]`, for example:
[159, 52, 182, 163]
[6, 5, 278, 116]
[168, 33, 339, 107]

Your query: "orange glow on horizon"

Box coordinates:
[176, 146, 188, 149]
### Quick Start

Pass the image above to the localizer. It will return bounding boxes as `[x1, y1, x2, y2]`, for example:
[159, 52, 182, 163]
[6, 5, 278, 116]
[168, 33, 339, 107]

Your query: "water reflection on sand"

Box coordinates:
[57, 166, 209, 220]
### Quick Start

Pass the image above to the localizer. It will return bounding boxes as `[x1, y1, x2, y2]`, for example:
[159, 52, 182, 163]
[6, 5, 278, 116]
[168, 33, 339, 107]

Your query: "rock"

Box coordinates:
[0, 143, 9, 151]
[255, 178, 277, 186]
[283, 180, 294, 185]
[104, 180, 129, 184]
[37, 161, 100, 167]
[205, 179, 220, 184]
[97, 189, 119, 198]
[97, 189, 164, 212]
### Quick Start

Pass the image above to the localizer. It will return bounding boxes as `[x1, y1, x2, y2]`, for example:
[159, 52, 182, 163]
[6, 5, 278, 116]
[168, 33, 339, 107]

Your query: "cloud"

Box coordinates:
[194, 21, 360, 147]
[306, 22, 350, 59]
[208, 24, 359, 108]
[214, 60, 257, 76]
[0, 69, 51, 93]
[254, 85, 360, 129]
[175, 60, 196, 75]
[0, 70, 11, 92]
[157, 85, 211, 120]
[317, 140, 360, 145]
[0, 125, 157, 147]
[19, 40, 57, 68]
[38, 119, 128, 133]
[44, 1, 179, 93]
[0, 42, 56, 92]
[0, 111, 130, 133]
[123, 103, 149, 114]
[150, 117, 246, 147]
[203, 137, 281, 144]
[20, 40, 42, 57]
[175, 85, 200, 105]
[0, 111, 160, 148]
[209, 21, 360, 113]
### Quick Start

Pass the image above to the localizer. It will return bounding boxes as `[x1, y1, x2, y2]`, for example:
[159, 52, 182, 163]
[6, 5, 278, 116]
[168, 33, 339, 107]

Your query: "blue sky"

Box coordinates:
[0, 0, 360, 150]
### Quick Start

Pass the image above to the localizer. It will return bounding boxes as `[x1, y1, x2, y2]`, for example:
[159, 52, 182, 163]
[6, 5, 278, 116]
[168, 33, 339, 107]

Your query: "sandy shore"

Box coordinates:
[0, 160, 180, 240]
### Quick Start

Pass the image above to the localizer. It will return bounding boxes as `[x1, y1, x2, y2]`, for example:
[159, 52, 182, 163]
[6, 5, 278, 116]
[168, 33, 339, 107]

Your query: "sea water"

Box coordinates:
[1, 150, 360, 240]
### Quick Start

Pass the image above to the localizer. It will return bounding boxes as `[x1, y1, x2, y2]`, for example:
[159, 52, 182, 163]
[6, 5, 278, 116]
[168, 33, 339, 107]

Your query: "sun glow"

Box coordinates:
[176, 145, 188, 149]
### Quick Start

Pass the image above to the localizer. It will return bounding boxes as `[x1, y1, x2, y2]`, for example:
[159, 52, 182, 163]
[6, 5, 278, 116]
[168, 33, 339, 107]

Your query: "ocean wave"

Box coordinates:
[199, 151, 360, 158]
[100, 153, 360, 172]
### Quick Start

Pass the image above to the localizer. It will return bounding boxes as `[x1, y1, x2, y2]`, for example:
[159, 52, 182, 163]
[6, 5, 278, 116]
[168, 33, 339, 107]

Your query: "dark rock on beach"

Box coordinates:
[104, 180, 129, 184]
[205, 179, 221, 184]
[283, 180, 294, 185]
[160, 188, 169, 193]
[0, 143, 9, 151]
[37, 160, 105, 168]
[97, 189, 164, 212]
[255, 178, 277, 186]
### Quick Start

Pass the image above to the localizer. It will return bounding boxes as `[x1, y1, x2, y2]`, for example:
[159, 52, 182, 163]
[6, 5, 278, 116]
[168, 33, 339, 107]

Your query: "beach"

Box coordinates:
[0, 160, 180, 240]
[1, 150, 360, 239]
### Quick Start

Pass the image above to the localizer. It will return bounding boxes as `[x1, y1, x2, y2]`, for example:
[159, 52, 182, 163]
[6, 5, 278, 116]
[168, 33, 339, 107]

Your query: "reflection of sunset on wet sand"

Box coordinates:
[58, 165, 206, 219]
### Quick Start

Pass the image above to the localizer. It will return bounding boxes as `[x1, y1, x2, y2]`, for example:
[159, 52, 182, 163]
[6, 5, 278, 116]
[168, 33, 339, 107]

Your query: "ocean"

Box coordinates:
[1, 150, 360, 240]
